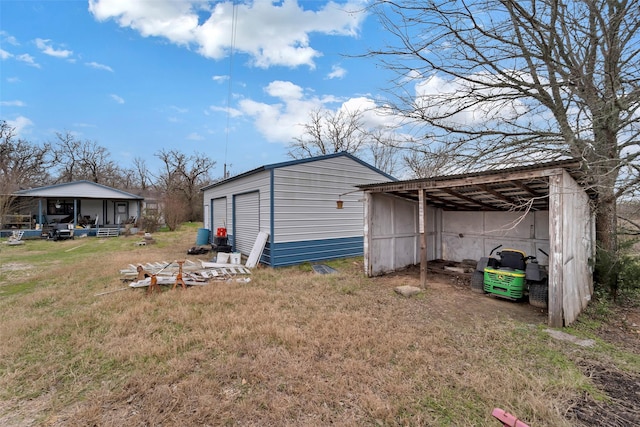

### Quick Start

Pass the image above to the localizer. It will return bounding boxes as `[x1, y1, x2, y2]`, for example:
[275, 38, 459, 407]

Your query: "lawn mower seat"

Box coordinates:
[499, 250, 526, 270]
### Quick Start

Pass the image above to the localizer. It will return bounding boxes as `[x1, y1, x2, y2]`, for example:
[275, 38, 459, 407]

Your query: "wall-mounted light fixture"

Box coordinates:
[336, 190, 362, 209]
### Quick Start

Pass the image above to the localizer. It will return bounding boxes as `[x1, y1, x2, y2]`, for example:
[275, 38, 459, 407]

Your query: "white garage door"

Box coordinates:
[212, 197, 227, 232]
[234, 192, 260, 255]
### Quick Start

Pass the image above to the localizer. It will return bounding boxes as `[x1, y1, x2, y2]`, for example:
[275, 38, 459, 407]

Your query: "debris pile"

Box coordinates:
[120, 259, 251, 289]
[135, 232, 156, 246]
[187, 246, 209, 255]
[3, 230, 25, 246]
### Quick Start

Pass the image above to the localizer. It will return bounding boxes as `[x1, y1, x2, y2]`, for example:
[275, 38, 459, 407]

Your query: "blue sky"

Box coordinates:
[1, 0, 397, 178]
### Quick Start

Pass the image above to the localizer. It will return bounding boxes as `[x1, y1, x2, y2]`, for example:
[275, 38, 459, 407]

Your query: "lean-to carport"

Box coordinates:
[357, 160, 595, 327]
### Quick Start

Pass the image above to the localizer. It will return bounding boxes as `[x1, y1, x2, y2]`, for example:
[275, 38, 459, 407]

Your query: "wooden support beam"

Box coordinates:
[424, 192, 469, 210]
[548, 173, 564, 327]
[361, 167, 569, 193]
[476, 183, 520, 207]
[419, 189, 428, 289]
[440, 188, 499, 210]
[513, 180, 544, 197]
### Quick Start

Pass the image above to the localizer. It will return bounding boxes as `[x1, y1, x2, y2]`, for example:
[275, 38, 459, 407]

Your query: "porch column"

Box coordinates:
[73, 199, 78, 228]
[419, 188, 428, 288]
[38, 199, 43, 225]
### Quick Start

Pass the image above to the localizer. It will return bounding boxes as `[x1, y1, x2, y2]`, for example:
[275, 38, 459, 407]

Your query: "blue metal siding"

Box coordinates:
[269, 169, 276, 265]
[202, 153, 392, 267]
[270, 236, 363, 267]
[261, 241, 272, 266]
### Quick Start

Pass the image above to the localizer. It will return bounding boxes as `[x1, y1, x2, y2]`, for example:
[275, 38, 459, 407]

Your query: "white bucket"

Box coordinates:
[230, 252, 241, 265]
[217, 253, 230, 264]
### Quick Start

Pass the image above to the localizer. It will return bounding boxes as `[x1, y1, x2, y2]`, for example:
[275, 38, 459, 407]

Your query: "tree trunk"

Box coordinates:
[594, 188, 619, 297]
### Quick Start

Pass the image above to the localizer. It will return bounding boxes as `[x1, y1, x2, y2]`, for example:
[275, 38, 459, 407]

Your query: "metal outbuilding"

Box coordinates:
[357, 160, 595, 327]
[201, 152, 396, 267]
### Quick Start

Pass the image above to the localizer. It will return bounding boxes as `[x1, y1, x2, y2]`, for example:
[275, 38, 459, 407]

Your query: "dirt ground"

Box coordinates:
[568, 302, 640, 427]
[389, 262, 640, 427]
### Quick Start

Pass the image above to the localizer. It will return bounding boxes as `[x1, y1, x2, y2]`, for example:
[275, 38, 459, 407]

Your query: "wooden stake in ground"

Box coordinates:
[147, 275, 160, 294]
[95, 287, 130, 296]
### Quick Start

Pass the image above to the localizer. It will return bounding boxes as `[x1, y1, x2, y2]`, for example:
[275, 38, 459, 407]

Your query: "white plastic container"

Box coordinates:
[217, 252, 230, 264]
[230, 252, 241, 265]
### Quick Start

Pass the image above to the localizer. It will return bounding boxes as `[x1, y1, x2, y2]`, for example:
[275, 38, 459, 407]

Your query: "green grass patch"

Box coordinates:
[0, 280, 40, 297]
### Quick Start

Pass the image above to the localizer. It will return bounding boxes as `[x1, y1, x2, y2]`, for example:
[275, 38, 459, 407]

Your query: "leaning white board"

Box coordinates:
[245, 231, 269, 268]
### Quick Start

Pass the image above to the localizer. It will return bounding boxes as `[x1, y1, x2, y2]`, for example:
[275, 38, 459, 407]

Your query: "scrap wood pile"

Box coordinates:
[120, 259, 251, 289]
[427, 259, 477, 287]
[427, 259, 477, 275]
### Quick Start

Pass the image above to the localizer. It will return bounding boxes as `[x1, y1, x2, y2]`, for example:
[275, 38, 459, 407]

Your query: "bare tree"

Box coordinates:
[52, 132, 122, 185]
[403, 144, 469, 178]
[0, 121, 53, 226]
[155, 149, 216, 227]
[289, 107, 403, 175]
[131, 156, 154, 191]
[288, 108, 369, 158]
[370, 0, 640, 292]
[367, 129, 402, 176]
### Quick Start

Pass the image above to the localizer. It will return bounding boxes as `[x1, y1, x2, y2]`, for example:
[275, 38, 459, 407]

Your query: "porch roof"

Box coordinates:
[14, 181, 144, 200]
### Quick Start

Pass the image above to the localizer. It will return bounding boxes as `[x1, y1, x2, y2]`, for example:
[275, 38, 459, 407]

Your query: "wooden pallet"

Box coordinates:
[121, 259, 251, 287]
[97, 228, 120, 237]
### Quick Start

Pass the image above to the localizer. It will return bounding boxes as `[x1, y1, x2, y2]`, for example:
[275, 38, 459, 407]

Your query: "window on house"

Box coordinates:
[47, 200, 74, 215]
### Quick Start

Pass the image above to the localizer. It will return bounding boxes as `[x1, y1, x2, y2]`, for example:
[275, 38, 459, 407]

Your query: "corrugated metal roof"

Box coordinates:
[14, 180, 144, 200]
[357, 159, 586, 212]
[200, 152, 397, 191]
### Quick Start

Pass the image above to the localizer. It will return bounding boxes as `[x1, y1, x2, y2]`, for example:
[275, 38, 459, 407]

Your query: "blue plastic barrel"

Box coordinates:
[196, 228, 210, 245]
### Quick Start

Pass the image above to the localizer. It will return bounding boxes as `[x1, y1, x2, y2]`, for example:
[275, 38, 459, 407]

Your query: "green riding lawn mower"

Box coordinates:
[471, 245, 549, 308]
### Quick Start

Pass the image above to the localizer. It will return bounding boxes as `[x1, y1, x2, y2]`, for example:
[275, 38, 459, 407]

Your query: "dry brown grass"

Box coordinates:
[1, 226, 638, 426]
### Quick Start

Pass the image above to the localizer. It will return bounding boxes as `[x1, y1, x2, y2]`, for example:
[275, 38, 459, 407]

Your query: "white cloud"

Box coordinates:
[35, 38, 73, 58]
[0, 31, 19, 46]
[235, 80, 399, 144]
[15, 53, 40, 68]
[7, 116, 34, 135]
[414, 73, 528, 126]
[327, 64, 346, 79]
[187, 132, 204, 141]
[7, 77, 21, 83]
[169, 105, 188, 114]
[207, 105, 243, 118]
[88, 0, 367, 68]
[264, 80, 304, 100]
[236, 80, 319, 142]
[212, 75, 229, 83]
[339, 96, 400, 129]
[239, 97, 311, 142]
[167, 105, 189, 122]
[86, 61, 114, 72]
[110, 94, 125, 104]
[1, 100, 26, 107]
[0, 49, 12, 59]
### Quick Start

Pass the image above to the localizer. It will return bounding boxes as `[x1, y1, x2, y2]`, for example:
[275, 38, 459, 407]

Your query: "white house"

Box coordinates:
[201, 152, 395, 267]
[7, 181, 144, 237]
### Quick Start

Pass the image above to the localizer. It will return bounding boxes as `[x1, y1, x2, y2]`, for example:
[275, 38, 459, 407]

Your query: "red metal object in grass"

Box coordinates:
[492, 408, 530, 427]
